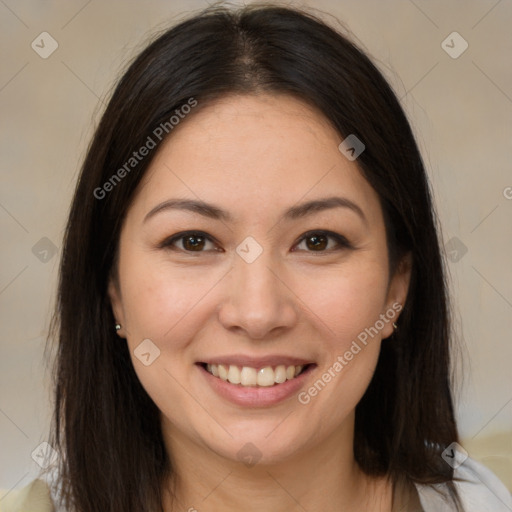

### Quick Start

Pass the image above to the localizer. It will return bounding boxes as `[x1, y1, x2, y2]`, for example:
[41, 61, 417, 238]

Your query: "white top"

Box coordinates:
[1, 456, 510, 511]
[415, 456, 512, 511]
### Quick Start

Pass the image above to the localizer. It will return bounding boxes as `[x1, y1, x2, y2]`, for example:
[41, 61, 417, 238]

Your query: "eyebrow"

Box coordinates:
[143, 196, 367, 226]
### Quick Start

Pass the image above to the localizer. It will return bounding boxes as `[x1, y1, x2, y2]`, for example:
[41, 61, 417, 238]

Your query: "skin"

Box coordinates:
[109, 93, 412, 511]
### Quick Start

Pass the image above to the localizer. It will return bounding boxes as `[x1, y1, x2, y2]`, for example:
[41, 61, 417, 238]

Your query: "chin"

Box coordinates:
[206, 427, 308, 467]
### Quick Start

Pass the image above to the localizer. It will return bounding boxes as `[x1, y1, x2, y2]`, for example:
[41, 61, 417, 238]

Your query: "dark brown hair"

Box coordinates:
[44, 3, 465, 511]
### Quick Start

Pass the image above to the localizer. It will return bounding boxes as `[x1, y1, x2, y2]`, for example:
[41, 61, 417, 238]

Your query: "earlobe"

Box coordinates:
[392, 252, 412, 307]
[382, 252, 412, 339]
[108, 278, 125, 337]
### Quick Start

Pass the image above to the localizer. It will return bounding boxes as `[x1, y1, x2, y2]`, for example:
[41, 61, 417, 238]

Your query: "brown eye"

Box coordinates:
[294, 231, 352, 253]
[182, 234, 206, 251]
[305, 233, 328, 250]
[161, 231, 218, 253]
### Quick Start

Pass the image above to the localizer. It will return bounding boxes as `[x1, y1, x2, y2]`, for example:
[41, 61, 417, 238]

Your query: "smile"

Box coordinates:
[202, 363, 309, 387]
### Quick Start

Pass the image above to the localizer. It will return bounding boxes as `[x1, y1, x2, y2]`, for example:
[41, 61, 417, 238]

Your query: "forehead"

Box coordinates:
[129, 94, 383, 227]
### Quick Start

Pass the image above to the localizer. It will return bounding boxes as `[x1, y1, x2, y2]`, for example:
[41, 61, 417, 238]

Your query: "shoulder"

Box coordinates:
[0, 478, 55, 512]
[414, 456, 512, 512]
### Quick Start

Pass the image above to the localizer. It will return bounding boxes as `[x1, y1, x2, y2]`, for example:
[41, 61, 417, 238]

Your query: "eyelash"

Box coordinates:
[159, 230, 353, 255]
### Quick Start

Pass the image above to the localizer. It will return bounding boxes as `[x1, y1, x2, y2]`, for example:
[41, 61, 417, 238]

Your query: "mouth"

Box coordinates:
[197, 362, 315, 387]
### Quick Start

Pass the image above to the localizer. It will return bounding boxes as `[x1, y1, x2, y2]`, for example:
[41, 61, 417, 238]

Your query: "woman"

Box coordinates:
[20, 3, 511, 511]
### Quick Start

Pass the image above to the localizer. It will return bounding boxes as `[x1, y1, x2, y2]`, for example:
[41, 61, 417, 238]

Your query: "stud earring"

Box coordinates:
[392, 322, 398, 331]
[115, 323, 121, 331]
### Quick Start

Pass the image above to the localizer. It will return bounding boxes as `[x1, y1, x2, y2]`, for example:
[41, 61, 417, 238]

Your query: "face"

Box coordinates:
[109, 93, 410, 467]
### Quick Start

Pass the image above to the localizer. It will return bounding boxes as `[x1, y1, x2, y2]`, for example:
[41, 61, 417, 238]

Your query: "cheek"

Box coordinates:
[295, 259, 390, 350]
[119, 248, 217, 341]
[295, 266, 388, 427]
[118, 255, 208, 418]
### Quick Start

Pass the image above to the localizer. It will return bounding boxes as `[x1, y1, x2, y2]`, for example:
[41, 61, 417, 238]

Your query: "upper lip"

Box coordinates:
[198, 355, 315, 368]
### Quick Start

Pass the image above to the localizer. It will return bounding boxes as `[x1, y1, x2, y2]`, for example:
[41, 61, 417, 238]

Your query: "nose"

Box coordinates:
[217, 251, 298, 340]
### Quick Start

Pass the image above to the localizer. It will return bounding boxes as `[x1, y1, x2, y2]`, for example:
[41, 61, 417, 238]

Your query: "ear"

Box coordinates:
[108, 277, 126, 338]
[381, 252, 412, 340]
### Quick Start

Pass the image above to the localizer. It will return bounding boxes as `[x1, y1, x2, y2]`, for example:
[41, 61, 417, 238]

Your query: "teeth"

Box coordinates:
[257, 367, 275, 387]
[227, 365, 241, 384]
[240, 366, 257, 386]
[274, 365, 287, 384]
[205, 363, 305, 387]
[218, 364, 228, 381]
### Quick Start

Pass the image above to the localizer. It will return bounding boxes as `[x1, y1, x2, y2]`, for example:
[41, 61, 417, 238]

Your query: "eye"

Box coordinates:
[160, 229, 352, 254]
[292, 230, 352, 253]
[161, 231, 220, 253]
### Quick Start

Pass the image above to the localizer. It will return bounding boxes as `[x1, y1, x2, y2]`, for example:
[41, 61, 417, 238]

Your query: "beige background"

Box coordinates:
[1, 0, 511, 497]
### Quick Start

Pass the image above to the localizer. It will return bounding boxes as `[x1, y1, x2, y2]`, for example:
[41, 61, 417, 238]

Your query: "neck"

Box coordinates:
[161, 414, 393, 512]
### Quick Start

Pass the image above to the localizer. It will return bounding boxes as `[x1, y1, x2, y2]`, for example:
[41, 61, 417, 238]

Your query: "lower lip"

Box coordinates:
[197, 364, 316, 407]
